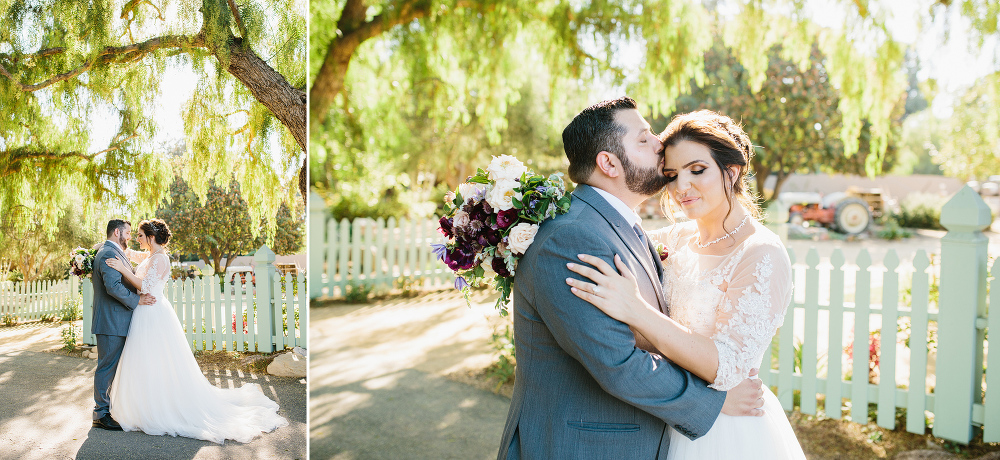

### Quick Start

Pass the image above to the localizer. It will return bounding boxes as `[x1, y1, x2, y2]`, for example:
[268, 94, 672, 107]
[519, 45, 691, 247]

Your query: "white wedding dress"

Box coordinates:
[650, 220, 805, 459]
[109, 253, 288, 444]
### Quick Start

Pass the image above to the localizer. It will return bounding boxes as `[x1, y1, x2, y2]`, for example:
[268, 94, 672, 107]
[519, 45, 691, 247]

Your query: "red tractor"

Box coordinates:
[778, 188, 884, 235]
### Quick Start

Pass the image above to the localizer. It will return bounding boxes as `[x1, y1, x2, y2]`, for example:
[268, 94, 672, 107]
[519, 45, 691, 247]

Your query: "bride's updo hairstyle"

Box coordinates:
[139, 218, 172, 246]
[658, 110, 761, 227]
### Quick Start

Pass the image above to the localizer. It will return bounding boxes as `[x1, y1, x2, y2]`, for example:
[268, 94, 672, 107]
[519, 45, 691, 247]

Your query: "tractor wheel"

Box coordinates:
[833, 197, 871, 235]
[789, 212, 804, 226]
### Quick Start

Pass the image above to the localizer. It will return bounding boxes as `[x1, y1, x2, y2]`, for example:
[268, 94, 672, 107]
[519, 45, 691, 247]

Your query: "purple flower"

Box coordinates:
[528, 199, 539, 210]
[492, 257, 511, 277]
[496, 208, 518, 229]
[438, 216, 454, 238]
[431, 243, 447, 261]
[454, 276, 470, 290]
[535, 186, 549, 194]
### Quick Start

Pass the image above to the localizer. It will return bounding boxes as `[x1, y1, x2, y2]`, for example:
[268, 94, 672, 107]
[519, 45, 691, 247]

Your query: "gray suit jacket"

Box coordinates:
[498, 184, 726, 460]
[91, 241, 140, 336]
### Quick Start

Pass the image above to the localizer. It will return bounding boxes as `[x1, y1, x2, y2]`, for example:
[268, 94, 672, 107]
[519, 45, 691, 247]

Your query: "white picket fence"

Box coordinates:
[0, 278, 78, 321]
[309, 187, 1000, 445]
[80, 245, 306, 352]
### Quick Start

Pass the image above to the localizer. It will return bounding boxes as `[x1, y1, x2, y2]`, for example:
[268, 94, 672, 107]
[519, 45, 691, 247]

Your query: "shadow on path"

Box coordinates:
[310, 290, 509, 460]
[0, 347, 306, 460]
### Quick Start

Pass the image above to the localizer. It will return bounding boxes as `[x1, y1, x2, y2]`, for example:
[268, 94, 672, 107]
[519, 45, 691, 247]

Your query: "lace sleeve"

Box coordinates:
[710, 241, 793, 390]
[141, 254, 171, 294]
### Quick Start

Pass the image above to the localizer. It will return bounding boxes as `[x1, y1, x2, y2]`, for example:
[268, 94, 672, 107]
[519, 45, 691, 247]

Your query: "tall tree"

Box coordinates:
[158, 175, 305, 275]
[310, 0, 915, 212]
[931, 73, 1000, 179]
[669, 38, 904, 205]
[0, 0, 306, 247]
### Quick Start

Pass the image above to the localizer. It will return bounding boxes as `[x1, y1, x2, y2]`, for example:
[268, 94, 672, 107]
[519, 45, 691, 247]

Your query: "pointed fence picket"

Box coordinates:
[310, 186, 999, 445]
[78, 245, 304, 353]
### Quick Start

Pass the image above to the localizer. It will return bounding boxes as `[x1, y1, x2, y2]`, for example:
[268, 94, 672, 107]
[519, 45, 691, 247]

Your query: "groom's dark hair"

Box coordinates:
[562, 96, 637, 184]
[106, 219, 131, 238]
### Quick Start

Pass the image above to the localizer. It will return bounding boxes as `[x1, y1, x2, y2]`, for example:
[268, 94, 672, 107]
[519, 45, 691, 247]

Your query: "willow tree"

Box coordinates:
[0, 0, 306, 248]
[309, 0, 934, 218]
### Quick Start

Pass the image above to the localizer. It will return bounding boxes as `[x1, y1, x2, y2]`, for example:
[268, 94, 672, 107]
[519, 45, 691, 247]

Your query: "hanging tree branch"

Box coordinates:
[0, 34, 206, 92]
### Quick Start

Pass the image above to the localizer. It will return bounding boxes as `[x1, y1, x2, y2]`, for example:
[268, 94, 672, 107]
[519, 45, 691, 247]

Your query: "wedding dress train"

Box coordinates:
[109, 253, 288, 444]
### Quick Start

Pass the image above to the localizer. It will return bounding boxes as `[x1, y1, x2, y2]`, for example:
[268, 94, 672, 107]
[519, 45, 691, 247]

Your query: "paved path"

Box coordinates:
[0, 322, 307, 460]
[310, 290, 510, 460]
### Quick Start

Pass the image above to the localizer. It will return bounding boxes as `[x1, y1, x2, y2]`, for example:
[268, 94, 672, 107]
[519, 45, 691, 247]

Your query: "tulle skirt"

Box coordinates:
[667, 385, 805, 459]
[109, 296, 288, 444]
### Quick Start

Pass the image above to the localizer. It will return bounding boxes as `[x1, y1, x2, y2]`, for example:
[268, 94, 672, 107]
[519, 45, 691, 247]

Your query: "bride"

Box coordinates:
[566, 110, 806, 459]
[104, 218, 288, 444]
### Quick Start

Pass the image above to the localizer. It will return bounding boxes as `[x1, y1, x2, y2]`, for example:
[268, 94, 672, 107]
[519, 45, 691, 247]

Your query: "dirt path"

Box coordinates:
[0, 321, 307, 460]
[309, 290, 510, 460]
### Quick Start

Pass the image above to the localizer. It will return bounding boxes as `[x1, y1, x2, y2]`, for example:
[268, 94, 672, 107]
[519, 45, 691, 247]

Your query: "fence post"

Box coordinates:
[934, 185, 992, 444]
[254, 245, 276, 353]
[309, 192, 326, 299]
[81, 278, 95, 345]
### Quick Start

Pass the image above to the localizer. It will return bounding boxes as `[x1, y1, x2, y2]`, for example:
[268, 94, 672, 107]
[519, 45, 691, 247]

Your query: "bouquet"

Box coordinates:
[433, 155, 572, 315]
[69, 247, 98, 278]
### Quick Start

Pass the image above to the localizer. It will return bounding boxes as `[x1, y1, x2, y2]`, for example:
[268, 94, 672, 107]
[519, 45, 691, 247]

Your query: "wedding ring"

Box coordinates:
[593, 286, 600, 295]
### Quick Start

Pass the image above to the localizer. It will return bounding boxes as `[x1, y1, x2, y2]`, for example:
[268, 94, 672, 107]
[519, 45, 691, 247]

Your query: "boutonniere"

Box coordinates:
[655, 242, 669, 261]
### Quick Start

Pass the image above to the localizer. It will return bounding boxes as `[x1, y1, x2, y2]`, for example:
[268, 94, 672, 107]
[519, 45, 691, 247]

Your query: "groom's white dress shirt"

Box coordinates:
[592, 186, 643, 230]
[107, 239, 124, 253]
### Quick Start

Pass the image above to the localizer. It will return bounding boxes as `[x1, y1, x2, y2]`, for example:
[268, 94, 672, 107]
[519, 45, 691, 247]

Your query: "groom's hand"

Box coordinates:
[721, 368, 765, 417]
[138, 294, 156, 305]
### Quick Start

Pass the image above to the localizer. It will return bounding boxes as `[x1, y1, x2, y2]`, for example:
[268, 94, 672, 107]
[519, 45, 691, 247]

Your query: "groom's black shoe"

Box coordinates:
[92, 414, 123, 431]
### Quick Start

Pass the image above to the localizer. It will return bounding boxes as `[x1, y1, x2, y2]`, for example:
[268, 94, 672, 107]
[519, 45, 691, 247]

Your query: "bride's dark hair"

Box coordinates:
[139, 219, 172, 245]
[658, 110, 761, 231]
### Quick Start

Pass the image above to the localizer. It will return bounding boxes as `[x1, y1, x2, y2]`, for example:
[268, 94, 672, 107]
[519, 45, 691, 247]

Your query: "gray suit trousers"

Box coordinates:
[93, 334, 127, 419]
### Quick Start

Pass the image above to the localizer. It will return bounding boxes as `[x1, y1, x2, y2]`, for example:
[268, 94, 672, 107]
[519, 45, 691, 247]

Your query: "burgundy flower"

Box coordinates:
[482, 227, 502, 246]
[444, 246, 476, 271]
[492, 257, 511, 277]
[659, 250, 669, 261]
[496, 208, 518, 229]
[438, 216, 454, 238]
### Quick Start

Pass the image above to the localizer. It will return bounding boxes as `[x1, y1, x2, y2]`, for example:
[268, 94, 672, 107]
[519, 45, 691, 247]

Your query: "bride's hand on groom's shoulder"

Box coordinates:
[565, 254, 651, 325]
[106, 258, 126, 273]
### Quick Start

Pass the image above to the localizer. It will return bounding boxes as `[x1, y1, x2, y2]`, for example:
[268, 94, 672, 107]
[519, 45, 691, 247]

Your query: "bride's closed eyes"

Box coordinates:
[664, 166, 708, 183]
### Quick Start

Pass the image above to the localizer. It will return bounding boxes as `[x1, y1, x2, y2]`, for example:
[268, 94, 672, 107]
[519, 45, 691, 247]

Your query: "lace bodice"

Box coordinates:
[649, 220, 792, 391]
[135, 253, 171, 296]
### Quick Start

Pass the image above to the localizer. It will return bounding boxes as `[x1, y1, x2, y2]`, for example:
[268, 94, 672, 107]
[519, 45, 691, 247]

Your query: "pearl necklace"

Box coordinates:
[696, 215, 751, 249]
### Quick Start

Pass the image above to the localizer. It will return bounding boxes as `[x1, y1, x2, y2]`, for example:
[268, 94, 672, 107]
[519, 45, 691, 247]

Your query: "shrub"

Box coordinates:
[2, 313, 17, 327]
[896, 193, 948, 230]
[61, 323, 80, 350]
[487, 325, 517, 390]
[60, 298, 83, 321]
[877, 215, 912, 240]
[344, 281, 373, 303]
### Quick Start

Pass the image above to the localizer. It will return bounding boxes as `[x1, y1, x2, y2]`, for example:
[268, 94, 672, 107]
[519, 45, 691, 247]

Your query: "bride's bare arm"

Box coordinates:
[106, 258, 144, 290]
[124, 248, 151, 265]
[566, 254, 720, 382]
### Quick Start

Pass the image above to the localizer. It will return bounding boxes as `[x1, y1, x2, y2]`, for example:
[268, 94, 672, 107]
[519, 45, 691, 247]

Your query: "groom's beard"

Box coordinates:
[620, 151, 669, 197]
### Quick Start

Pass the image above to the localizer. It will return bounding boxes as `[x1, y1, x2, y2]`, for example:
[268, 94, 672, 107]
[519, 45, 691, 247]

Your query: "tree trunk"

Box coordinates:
[217, 38, 308, 200]
[310, 0, 453, 125]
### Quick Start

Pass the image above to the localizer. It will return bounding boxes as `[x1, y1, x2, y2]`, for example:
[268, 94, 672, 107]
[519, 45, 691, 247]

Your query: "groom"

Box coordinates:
[91, 219, 155, 430]
[497, 97, 764, 459]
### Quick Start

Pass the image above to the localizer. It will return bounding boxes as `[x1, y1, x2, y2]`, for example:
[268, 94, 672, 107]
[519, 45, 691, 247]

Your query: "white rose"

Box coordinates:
[444, 191, 456, 203]
[458, 183, 485, 202]
[507, 223, 539, 255]
[453, 210, 471, 229]
[481, 256, 496, 276]
[487, 179, 521, 211]
[488, 154, 528, 181]
[75, 254, 85, 264]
